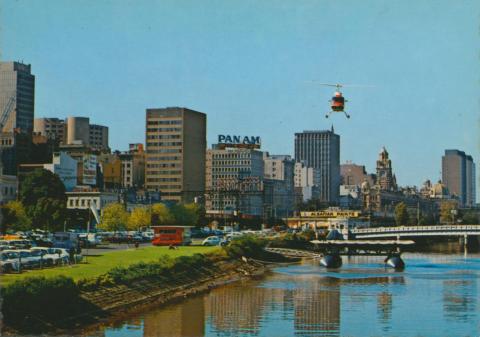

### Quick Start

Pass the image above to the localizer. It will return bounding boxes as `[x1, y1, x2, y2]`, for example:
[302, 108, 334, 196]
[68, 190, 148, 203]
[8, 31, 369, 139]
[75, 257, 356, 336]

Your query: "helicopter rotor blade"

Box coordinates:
[340, 84, 375, 88]
[308, 81, 342, 88]
[307, 81, 375, 88]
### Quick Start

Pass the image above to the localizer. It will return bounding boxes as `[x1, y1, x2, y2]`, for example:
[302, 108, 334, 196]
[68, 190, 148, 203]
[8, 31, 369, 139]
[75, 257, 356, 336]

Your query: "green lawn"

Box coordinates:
[0, 246, 219, 286]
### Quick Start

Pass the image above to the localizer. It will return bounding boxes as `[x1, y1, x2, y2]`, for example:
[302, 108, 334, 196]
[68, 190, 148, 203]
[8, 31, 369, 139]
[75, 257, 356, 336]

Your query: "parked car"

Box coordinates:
[0, 240, 15, 251]
[141, 231, 154, 242]
[8, 240, 35, 249]
[30, 247, 66, 266]
[52, 232, 79, 250]
[50, 248, 71, 264]
[78, 233, 101, 247]
[0, 251, 20, 273]
[4, 250, 39, 269]
[28, 248, 56, 267]
[202, 236, 222, 246]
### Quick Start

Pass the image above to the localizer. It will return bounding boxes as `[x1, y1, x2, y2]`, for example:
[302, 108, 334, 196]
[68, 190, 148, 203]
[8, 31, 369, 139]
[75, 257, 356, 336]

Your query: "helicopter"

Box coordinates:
[318, 83, 350, 119]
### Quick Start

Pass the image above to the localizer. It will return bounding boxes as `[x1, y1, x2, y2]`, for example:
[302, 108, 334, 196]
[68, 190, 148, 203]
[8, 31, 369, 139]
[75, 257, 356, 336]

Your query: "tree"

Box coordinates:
[296, 198, 330, 211]
[460, 210, 479, 224]
[128, 207, 151, 231]
[19, 169, 67, 231]
[394, 202, 409, 226]
[418, 212, 436, 225]
[171, 203, 201, 226]
[440, 201, 458, 224]
[98, 203, 129, 232]
[1, 201, 31, 233]
[151, 203, 174, 226]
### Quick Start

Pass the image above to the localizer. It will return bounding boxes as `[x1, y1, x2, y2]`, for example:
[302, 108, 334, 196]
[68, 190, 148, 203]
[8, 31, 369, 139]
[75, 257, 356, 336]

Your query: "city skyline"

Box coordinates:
[2, 0, 479, 192]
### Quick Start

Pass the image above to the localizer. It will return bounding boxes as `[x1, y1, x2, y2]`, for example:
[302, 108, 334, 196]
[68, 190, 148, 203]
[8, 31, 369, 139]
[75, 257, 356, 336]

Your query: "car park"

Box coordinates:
[202, 236, 221, 246]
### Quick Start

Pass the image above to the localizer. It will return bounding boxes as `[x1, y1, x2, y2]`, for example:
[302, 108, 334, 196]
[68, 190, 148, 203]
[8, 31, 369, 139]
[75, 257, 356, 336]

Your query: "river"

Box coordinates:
[86, 251, 480, 337]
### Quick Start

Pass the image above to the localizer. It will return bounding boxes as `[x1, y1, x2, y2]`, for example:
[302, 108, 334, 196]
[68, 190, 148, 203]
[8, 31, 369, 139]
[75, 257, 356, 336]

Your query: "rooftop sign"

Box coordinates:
[217, 135, 261, 149]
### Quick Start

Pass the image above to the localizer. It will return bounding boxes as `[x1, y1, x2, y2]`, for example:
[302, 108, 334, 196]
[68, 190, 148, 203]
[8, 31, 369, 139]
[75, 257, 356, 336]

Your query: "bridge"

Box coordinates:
[351, 225, 480, 239]
[265, 247, 322, 258]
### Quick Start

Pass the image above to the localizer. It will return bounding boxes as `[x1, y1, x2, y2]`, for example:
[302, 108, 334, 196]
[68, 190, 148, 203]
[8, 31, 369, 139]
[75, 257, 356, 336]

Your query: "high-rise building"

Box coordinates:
[33, 117, 65, 142]
[119, 143, 145, 189]
[466, 155, 476, 207]
[34, 116, 109, 151]
[205, 146, 264, 216]
[263, 154, 295, 217]
[341, 162, 375, 186]
[442, 149, 476, 207]
[145, 107, 206, 202]
[0, 62, 35, 133]
[294, 128, 340, 203]
[88, 123, 109, 151]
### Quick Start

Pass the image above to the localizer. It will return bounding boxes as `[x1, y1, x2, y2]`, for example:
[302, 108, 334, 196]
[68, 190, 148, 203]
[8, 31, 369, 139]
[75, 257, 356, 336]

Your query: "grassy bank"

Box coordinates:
[1, 236, 287, 335]
[0, 246, 219, 286]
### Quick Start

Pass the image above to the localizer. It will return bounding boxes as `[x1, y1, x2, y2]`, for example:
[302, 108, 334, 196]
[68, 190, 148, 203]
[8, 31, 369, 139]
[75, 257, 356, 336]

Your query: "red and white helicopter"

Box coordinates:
[313, 82, 373, 119]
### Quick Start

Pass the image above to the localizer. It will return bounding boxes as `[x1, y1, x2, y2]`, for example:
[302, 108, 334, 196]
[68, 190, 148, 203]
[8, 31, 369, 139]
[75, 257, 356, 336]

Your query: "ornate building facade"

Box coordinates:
[376, 147, 397, 191]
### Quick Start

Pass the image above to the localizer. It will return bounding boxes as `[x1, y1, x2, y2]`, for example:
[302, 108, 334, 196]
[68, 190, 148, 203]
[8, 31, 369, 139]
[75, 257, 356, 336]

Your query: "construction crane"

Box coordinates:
[0, 95, 16, 131]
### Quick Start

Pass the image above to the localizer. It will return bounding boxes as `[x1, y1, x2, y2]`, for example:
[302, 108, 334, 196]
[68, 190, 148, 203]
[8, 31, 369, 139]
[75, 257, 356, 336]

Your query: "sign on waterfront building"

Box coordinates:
[300, 210, 360, 218]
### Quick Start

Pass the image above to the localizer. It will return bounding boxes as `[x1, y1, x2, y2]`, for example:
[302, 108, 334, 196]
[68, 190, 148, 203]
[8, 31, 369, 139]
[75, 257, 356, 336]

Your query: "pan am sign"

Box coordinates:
[218, 135, 261, 146]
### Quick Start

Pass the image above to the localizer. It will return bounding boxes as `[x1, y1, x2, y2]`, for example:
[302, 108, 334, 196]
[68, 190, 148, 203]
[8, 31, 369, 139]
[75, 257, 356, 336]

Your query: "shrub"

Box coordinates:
[223, 235, 289, 262]
[1, 275, 97, 332]
[223, 235, 267, 259]
[99, 253, 214, 286]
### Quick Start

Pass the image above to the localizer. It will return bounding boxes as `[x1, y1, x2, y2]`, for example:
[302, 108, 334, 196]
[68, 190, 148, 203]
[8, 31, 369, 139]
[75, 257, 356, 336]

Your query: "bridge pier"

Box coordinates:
[320, 253, 342, 268]
[385, 253, 405, 270]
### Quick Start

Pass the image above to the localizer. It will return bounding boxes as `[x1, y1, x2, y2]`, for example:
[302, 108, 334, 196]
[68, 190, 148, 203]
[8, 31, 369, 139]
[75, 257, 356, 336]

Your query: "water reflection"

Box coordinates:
[443, 279, 477, 322]
[95, 254, 480, 337]
[292, 282, 340, 337]
[206, 283, 269, 335]
[143, 296, 205, 337]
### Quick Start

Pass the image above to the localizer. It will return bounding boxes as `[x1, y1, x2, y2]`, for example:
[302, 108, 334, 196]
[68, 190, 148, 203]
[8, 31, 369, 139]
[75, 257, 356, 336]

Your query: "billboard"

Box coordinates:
[83, 154, 97, 185]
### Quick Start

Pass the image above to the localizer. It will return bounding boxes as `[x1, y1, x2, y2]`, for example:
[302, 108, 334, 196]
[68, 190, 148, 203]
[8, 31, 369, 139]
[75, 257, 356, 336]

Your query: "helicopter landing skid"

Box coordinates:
[325, 111, 350, 119]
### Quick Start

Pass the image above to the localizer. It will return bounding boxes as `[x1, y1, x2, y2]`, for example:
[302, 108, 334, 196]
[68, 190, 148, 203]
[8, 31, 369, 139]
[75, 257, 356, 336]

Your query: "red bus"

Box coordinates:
[151, 226, 192, 246]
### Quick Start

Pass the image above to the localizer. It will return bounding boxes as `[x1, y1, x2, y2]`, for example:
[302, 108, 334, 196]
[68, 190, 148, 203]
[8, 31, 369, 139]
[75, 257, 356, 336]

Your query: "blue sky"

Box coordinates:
[2, 0, 479, 190]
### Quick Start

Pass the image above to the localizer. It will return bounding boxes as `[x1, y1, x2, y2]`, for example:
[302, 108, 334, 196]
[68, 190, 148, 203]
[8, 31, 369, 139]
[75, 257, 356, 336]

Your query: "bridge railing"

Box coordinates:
[352, 225, 480, 234]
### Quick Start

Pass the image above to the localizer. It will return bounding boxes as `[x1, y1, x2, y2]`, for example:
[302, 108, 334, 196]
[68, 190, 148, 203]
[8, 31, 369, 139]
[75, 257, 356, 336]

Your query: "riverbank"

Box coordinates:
[1, 242, 292, 335]
[75, 257, 269, 336]
[79, 251, 480, 337]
